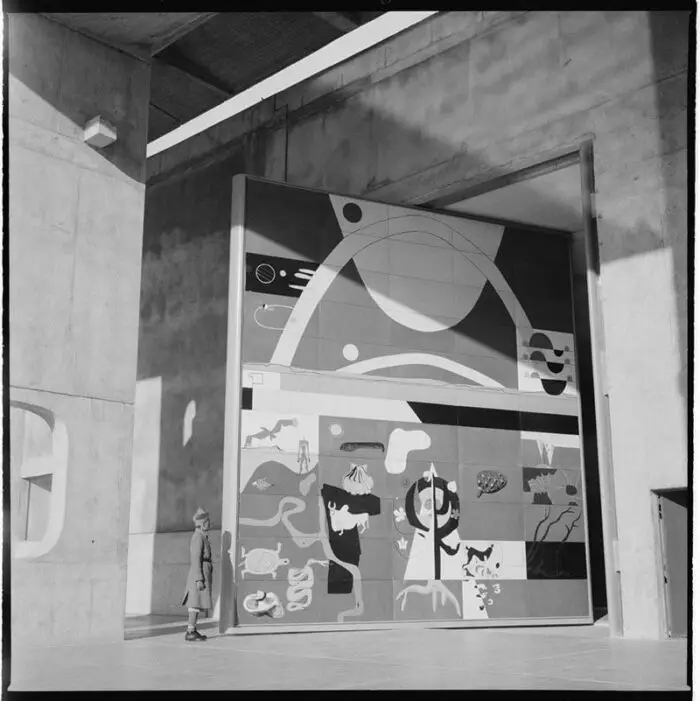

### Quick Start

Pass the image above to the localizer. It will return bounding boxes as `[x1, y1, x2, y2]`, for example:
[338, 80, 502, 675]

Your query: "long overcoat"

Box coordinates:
[181, 529, 213, 612]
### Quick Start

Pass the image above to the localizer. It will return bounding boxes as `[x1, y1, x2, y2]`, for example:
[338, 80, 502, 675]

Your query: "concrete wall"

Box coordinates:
[127, 134, 282, 614]
[126, 529, 222, 617]
[140, 10, 687, 638]
[9, 14, 150, 644]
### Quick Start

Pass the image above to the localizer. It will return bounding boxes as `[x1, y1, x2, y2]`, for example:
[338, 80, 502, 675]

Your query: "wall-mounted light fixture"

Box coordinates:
[83, 116, 117, 148]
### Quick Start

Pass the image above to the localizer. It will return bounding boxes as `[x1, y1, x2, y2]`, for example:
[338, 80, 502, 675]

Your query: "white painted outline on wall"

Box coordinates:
[253, 303, 295, 331]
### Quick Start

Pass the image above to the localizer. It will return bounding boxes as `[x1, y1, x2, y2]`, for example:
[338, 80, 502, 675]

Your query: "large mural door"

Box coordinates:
[225, 175, 592, 629]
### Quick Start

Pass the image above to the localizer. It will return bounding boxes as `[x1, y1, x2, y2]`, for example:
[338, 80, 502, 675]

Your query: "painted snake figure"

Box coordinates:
[286, 558, 328, 612]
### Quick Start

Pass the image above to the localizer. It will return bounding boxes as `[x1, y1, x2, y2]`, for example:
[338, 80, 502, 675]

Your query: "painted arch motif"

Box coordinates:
[231, 177, 590, 627]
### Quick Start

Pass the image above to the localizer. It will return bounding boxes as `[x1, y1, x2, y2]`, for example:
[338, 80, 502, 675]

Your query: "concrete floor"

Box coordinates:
[10, 617, 689, 691]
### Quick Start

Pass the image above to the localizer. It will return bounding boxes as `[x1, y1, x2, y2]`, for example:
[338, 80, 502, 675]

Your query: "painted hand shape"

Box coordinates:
[393, 506, 406, 523]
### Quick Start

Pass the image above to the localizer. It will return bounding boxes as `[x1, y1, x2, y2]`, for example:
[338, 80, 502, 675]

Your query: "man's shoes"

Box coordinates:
[185, 629, 207, 642]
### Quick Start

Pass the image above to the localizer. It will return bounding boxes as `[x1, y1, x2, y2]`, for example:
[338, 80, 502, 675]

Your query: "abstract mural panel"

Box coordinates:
[227, 176, 592, 629]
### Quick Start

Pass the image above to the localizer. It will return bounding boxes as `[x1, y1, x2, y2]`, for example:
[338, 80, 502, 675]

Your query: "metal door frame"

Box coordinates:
[653, 487, 688, 638]
[221, 170, 600, 634]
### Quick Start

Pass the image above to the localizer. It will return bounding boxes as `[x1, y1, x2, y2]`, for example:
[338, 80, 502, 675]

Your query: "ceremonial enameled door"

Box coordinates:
[222, 175, 593, 631]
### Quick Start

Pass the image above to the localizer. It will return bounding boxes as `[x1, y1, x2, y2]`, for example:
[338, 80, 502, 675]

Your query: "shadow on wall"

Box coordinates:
[648, 10, 689, 420]
[134, 144, 270, 617]
[135, 10, 688, 617]
[139, 154, 244, 537]
[220, 531, 233, 628]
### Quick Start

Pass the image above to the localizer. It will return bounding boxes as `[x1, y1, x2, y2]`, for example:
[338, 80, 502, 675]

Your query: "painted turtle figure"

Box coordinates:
[240, 542, 290, 579]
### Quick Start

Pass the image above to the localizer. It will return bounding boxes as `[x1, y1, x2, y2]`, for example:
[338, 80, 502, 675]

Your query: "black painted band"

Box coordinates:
[408, 401, 579, 435]
[239, 387, 578, 435]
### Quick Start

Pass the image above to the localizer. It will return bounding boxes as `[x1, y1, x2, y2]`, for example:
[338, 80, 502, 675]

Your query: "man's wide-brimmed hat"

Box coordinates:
[193, 507, 210, 523]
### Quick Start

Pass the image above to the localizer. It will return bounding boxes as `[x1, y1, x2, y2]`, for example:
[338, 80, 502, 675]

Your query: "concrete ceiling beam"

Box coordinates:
[154, 46, 234, 99]
[150, 13, 218, 55]
[311, 11, 360, 33]
[40, 12, 218, 59]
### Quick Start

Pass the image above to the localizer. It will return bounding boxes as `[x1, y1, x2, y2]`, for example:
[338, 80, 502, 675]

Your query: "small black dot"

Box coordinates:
[343, 203, 362, 223]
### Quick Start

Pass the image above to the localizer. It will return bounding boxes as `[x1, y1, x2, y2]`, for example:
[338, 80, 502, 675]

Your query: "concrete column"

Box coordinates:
[9, 14, 150, 645]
